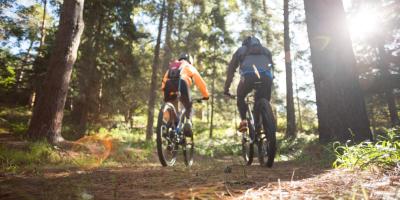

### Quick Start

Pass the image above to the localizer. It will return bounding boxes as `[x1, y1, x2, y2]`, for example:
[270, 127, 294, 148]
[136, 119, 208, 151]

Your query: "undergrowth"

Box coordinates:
[333, 128, 400, 170]
[0, 142, 61, 173]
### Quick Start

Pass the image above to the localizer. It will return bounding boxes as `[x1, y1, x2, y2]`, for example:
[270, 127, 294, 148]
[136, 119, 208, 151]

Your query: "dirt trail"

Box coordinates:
[1, 155, 399, 200]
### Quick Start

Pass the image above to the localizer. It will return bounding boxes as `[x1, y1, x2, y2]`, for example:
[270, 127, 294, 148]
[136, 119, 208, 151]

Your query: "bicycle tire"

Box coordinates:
[183, 134, 194, 167]
[257, 99, 276, 167]
[242, 118, 254, 165]
[156, 103, 178, 167]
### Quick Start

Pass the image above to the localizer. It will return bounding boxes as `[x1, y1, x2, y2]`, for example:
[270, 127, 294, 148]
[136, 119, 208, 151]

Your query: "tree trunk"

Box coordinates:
[303, 0, 372, 143]
[262, 0, 272, 46]
[26, 0, 85, 143]
[209, 55, 216, 139]
[176, 0, 184, 46]
[15, 39, 34, 88]
[294, 68, 303, 132]
[26, 0, 48, 107]
[377, 44, 399, 126]
[38, 0, 47, 57]
[368, 97, 377, 134]
[146, 0, 166, 141]
[161, 0, 175, 72]
[71, 3, 103, 135]
[284, 0, 296, 138]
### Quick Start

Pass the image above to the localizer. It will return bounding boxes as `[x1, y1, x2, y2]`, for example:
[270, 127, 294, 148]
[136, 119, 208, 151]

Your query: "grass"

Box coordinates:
[333, 127, 400, 170]
[0, 142, 62, 173]
[0, 105, 30, 135]
[0, 104, 342, 173]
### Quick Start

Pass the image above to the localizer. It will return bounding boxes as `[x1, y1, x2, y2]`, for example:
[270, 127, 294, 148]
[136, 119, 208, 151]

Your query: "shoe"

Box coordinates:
[238, 120, 248, 133]
[183, 121, 193, 137]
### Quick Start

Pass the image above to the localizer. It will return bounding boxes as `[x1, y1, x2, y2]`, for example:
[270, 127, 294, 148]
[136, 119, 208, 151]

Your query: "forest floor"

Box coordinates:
[0, 106, 399, 199]
[1, 131, 399, 200]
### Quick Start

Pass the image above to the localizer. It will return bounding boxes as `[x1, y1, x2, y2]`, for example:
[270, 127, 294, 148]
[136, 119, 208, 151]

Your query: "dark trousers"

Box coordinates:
[164, 79, 192, 119]
[237, 75, 272, 120]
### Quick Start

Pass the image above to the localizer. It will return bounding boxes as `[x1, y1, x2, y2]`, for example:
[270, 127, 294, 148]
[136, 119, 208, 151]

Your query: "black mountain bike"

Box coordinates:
[228, 87, 277, 167]
[156, 98, 204, 167]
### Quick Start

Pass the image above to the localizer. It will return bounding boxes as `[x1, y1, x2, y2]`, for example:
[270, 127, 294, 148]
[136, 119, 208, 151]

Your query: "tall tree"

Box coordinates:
[38, 0, 47, 57]
[72, 2, 104, 134]
[303, 0, 372, 143]
[377, 44, 400, 126]
[284, 0, 296, 138]
[161, 0, 175, 72]
[146, 0, 166, 141]
[27, 0, 85, 143]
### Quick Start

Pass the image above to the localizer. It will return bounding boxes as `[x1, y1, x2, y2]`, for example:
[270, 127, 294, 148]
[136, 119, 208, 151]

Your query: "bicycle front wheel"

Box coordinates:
[156, 103, 178, 167]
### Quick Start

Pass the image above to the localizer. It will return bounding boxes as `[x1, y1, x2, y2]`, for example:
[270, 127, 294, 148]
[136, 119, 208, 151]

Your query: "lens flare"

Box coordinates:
[71, 135, 113, 168]
[348, 7, 379, 40]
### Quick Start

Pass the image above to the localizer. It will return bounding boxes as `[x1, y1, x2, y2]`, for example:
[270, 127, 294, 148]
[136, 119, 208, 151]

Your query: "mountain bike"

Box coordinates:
[156, 98, 204, 167]
[227, 86, 276, 167]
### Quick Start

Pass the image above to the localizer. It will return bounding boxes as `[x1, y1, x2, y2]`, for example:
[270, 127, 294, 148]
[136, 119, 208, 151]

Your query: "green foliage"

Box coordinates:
[0, 142, 61, 173]
[333, 128, 400, 169]
[0, 65, 15, 88]
[0, 105, 30, 135]
[274, 133, 336, 167]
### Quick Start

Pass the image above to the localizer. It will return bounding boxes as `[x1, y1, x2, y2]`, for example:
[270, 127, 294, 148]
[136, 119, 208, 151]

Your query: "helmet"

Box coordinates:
[178, 53, 193, 64]
[242, 36, 261, 46]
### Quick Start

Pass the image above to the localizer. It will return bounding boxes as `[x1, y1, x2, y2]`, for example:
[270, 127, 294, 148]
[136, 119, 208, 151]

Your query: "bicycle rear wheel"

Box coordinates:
[156, 103, 178, 167]
[242, 118, 254, 165]
[257, 99, 276, 167]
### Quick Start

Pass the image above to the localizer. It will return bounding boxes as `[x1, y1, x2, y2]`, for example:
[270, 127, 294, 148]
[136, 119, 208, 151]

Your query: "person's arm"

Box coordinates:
[161, 70, 169, 91]
[224, 50, 240, 94]
[189, 65, 209, 99]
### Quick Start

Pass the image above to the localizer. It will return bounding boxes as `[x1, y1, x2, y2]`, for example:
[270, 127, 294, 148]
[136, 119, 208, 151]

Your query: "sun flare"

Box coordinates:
[348, 8, 380, 39]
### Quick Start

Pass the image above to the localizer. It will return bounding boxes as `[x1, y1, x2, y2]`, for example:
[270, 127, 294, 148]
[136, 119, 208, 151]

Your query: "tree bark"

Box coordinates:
[377, 44, 399, 126]
[146, 0, 166, 141]
[294, 68, 303, 132]
[209, 54, 216, 139]
[26, 0, 85, 143]
[161, 0, 175, 72]
[71, 2, 103, 135]
[284, 0, 296, 138]
[28, 0, 48, 107]
[38, 0, 47, 57]
[303, 0, 372, 143]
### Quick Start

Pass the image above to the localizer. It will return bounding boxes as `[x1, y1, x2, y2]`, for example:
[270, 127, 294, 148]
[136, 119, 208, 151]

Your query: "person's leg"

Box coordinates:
[237, 76, 254, 119]
[179, 79, 192, 119]
[237, 76, 254, 132]
[178, 79, 193, 136]
[254, 76, 272, 101]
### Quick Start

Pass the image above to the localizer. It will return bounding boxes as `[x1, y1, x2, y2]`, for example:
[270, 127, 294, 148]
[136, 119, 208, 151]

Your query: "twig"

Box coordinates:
[278, 178, 283, 200]
[290, 169, 296, 187]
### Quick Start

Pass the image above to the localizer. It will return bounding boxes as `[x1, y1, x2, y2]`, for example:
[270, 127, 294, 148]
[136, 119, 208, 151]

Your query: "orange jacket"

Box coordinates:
[161, 60, 209, 98]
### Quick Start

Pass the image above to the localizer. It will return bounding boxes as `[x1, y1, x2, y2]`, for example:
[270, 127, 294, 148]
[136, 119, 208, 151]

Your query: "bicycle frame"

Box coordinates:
[245, 97, 256, 144]
[245, 93, 268, 145]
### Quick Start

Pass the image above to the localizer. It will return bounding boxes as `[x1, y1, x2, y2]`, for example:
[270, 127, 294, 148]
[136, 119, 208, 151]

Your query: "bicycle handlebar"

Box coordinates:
[224, 93, 236, 100]
[192, 98, 208, 103]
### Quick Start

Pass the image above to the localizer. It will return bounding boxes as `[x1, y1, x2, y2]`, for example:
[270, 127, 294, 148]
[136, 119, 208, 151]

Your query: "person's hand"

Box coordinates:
[202, 96, 209, 100]
[224, 90, 231, 97]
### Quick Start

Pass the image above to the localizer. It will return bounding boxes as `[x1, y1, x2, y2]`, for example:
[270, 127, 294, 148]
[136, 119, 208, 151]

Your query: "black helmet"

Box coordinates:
[178, 53, 193, 64]
[242, 36, 261, 46]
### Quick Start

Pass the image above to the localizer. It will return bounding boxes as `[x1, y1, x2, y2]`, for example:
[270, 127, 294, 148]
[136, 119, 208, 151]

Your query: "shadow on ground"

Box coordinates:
[0, 157, 329, 200]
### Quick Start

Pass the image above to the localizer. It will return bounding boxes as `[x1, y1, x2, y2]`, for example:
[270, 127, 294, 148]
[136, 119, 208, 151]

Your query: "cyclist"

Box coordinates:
[161, 53, 209, 136]
[224, 36, 274, 133]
